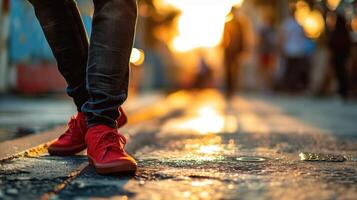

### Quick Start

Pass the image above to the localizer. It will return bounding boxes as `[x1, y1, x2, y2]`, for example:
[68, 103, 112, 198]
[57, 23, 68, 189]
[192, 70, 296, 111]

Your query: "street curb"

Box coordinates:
[0, 141, 52, 163]
[0, 126, 66, 161]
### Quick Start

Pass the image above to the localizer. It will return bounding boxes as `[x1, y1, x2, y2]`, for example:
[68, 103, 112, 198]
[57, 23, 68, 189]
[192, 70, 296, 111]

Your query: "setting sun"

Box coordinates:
[158, 0, 244, 52]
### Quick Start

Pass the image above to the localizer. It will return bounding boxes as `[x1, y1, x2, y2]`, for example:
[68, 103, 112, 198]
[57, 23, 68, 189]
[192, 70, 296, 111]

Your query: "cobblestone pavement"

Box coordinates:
[1, 90, 357, 200]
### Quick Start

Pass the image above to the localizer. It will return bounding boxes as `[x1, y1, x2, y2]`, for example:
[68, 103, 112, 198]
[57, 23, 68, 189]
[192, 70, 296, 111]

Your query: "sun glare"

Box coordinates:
[198, 145, 221, 154]
[159, 0, 244, 52]
[178, 105, 225, 134]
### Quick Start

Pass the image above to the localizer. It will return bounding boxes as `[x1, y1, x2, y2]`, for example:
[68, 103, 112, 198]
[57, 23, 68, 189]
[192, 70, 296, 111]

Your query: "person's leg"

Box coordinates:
[84, 0, 138, 174]
[302, 57, 311, 90]
[28, 0, 90, 155]
[82, 0, 137, 128]
[224, 58, 233, 98]
[333, 54, 349, 98]
[296, 57, 308, 91]
[29, 0, 129, 156]
[291, 58, 301, 91]
[29, 0, 89, 110]
[284, 58, 294, 91]
[224, 55, 238, 98]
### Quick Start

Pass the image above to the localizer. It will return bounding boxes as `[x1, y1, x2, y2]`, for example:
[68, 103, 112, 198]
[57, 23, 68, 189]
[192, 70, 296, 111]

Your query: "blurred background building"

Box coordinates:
[0, 0, 357, 98]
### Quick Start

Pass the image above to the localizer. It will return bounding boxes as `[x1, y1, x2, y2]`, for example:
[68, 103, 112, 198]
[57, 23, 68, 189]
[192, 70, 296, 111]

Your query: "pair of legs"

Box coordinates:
[29, 0, 138, 174]
[29, 0, 137, 127]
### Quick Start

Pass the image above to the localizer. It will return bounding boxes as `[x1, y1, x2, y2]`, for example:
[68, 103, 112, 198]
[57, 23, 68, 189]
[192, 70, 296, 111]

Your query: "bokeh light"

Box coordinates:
[295, 1, 325, 39]
[130, 48, 145, 66]
[327, 0, 341, 11]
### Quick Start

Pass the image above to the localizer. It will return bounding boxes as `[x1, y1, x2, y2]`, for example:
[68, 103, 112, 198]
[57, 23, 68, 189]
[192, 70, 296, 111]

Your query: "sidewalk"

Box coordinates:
[0, 90, 357, 200]
[0, 92, 163, 159]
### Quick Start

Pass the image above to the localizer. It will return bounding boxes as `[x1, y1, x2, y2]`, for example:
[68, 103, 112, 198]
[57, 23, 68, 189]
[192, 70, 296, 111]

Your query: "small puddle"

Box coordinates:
[299, 152, 346, 162]
[236, 156, 267, 162]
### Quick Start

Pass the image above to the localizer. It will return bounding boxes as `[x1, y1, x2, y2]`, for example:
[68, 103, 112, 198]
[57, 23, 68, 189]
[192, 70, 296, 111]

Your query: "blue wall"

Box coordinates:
[9, 0, 93, 64]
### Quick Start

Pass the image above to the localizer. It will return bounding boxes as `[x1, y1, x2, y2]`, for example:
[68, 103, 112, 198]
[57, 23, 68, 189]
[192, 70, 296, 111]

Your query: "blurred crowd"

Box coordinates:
[137, 0, 357, 99]
[1, 0, 357, 99]
[221, 0, 357, 99]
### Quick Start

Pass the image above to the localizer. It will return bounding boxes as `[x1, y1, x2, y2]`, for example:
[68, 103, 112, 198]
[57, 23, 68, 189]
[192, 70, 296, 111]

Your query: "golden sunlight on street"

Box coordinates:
[198, 145, 222, 154]
[162, 90, 228, 135]
[176, 106, 225, 135]
[3, 0, 357, 198]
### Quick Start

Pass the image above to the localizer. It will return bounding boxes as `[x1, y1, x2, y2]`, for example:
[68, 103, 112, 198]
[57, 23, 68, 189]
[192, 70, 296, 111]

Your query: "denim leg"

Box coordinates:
[29, 0, 89, 111]
[82, 0, 137, 128]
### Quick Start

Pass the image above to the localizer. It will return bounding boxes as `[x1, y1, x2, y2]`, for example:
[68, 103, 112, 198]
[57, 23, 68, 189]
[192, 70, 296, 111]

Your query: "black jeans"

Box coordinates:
[29, 0, 137, 128]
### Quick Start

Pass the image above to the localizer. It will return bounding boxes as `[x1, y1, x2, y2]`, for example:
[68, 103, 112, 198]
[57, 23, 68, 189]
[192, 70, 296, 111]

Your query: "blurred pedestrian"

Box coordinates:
[257, 11, 277, 92]
[28, 0, 138, 174]
[279, 6, 310, 92]
[222, 6, 246, 98]
[327, 13, 351, 99]
[194, 56, 214, 89]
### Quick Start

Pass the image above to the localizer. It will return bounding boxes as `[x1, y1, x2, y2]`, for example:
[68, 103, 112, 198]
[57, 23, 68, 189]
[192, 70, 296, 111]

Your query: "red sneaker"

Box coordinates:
[48, 112, 87, 156]
[48, 107, 128, 156]
[86, 125, 137, 174]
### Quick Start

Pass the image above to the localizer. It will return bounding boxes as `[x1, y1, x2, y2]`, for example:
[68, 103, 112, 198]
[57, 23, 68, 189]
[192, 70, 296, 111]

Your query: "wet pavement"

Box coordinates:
[1, 90, 357, 200]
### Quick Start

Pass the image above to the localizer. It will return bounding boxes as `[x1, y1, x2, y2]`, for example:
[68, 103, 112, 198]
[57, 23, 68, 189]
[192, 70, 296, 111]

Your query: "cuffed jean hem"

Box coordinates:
[66, 84, 89, 112]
